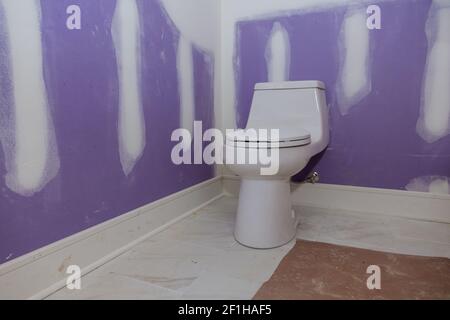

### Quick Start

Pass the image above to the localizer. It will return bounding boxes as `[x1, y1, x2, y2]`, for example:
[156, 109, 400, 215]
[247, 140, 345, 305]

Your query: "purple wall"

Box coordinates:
[0, 0, 214, 264]
[235, 0, 450, 190]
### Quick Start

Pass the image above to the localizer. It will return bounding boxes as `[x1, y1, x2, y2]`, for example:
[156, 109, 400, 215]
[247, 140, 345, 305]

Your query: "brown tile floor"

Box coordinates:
[254, 240, 450, 300]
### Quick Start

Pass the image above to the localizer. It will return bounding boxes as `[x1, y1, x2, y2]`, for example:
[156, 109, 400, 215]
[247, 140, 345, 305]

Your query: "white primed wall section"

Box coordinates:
[112, 0, 146, 176]
[336, 7, 372, 115]
[265, 22, 291, 82]
[416, 0, 450, 143]
[0, 0, 60, 196]
[177, 35, 196, 135]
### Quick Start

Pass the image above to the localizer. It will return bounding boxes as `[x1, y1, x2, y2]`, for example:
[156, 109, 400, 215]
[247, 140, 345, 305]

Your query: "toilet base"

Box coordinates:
[234, 178, 297, 249]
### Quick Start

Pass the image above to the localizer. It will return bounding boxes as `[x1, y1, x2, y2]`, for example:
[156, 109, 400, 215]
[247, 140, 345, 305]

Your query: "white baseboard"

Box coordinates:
[223, 175, 450, 224]
[0, 177, 223, 300]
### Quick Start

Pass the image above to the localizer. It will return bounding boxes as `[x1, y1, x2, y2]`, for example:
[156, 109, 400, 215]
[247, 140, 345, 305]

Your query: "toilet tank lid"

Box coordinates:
[255, 81, 325, 91]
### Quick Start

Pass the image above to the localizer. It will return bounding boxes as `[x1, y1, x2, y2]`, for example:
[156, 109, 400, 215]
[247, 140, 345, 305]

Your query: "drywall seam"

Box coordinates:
[177, 35, 195, 136]
[336, 7, 372, 115]
[112, 0, 146, 176]
[265, 22, 291, 82]
[0, 0, 60, 196]
[416, 0, 450, 143]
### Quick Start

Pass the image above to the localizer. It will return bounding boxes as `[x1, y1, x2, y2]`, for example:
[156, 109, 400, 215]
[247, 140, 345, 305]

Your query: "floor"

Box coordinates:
[47, 195, 450, 300]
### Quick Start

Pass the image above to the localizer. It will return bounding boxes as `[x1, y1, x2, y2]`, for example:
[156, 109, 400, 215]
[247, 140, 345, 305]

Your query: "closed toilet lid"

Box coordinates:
[226, 129, 311, 148]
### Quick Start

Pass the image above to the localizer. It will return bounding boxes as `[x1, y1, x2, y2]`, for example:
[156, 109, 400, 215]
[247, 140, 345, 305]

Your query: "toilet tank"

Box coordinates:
[246, 81, 329, 149]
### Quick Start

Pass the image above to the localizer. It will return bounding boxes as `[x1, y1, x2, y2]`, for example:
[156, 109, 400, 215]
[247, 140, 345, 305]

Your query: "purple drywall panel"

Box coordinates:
[234, 0, 450, 190]
[0, 0, 214, 264]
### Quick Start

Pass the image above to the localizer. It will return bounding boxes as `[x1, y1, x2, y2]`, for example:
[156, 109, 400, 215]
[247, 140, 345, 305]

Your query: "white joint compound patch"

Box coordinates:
[177, 35, 195, 137]
[406, 176, 450, 195]
[112, 0, 146, 176]
[416, 1, 450, 143]
[265, 22, 290, 82]
[0, 0, 60, 196]
[336, 7, 372, 115]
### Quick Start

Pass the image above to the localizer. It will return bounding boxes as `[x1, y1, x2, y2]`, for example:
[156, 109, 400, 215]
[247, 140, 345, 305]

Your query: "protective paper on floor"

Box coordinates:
[254, 240, 450, 300]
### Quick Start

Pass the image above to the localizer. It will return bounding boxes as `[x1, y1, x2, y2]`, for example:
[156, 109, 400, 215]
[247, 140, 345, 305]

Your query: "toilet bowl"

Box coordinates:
[225, 81, 329, 249]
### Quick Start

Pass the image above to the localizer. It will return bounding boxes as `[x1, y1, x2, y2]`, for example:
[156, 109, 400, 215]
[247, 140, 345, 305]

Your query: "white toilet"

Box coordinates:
[225, 81, 329, 249]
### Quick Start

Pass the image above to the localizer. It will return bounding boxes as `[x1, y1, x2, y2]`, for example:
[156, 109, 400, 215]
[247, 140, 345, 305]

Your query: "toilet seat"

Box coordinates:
[225, 129, 311, 148]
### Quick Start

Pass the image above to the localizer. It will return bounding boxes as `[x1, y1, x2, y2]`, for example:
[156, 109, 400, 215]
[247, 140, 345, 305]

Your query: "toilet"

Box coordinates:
[225, 81, 329, 249]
